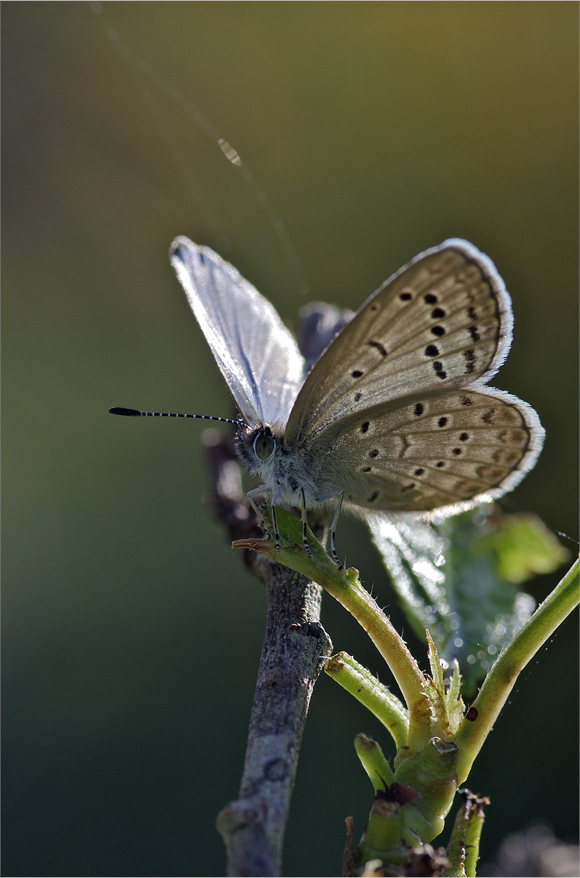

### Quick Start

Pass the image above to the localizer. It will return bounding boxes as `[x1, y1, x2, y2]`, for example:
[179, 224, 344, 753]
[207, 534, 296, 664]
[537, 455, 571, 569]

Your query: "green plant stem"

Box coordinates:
[463, 807, 485, 878]
[354, 733, 396, 789]
[325, 652, 409, 751]
[233, 512, 431, 751]
[454, 557, 579, 784]
[443, 790, 489, 878]
[326, 566, 431, 750]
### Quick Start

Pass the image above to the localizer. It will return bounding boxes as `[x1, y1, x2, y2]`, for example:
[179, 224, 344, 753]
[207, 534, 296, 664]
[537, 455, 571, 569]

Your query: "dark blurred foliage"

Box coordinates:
[3, 3, 577, 876]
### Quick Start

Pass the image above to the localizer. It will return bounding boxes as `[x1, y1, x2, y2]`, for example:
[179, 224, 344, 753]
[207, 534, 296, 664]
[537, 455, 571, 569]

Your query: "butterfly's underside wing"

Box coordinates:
[170, 237, 304, 430]
[170, 236, 543, 520]
[284, 240, 514, 445]
[281, 239, 543, 514]
[307, 386, 542, 514]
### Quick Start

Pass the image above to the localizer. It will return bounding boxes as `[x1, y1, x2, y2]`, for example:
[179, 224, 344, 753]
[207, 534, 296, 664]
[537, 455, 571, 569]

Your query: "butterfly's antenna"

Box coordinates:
[90, 4, 309, 296]
[109, 407, 242, 426]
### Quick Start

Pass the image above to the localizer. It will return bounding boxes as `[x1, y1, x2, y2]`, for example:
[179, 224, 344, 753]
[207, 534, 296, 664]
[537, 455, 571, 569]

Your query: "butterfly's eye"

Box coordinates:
[253, 431, 276, 461]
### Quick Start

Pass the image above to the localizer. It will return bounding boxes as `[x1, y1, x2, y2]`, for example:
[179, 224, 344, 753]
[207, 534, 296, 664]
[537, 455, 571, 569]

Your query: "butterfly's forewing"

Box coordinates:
[170, 237, 304, 428]
[306, 386, 543, 513]
[284, 239, 513, 445]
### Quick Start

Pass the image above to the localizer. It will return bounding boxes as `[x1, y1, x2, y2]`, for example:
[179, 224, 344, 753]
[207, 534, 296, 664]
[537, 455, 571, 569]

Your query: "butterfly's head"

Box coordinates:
[234, 423, 282, 480]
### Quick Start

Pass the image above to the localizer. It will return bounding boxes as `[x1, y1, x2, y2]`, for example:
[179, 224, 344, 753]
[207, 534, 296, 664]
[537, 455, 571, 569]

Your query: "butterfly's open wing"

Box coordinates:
[285, 239, 514, 445]
[170, 237, 304, 428]
[305, 386, 544, 514]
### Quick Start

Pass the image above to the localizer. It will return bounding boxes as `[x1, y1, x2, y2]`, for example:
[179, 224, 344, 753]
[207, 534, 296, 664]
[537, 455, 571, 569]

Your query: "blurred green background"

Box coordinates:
[3, 3, 578, 876]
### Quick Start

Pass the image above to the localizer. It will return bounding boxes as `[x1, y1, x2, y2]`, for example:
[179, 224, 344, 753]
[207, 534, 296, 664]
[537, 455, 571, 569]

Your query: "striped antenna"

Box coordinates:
[109, 407, 242, 425]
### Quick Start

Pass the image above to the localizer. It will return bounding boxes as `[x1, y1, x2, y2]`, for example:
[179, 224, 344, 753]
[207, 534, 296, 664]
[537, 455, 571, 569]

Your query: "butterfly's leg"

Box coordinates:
[328, 491, 344, 565]
[247, 486, 266, 521]
[300, 488, 313, 558]
[270, 504, 281, 550]
[247, 485, 268, 530]
[247, 486, 279, 546]
[310, 490, 344, 564]
[270, 486, 285, 550]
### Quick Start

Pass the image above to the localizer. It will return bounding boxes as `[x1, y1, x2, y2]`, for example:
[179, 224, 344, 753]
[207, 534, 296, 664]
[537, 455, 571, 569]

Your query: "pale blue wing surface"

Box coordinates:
[170, 237, 305, 428]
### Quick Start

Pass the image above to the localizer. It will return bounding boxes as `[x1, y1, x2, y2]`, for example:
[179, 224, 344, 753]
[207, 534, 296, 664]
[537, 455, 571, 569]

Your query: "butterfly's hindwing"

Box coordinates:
[300, 387, 543, 513]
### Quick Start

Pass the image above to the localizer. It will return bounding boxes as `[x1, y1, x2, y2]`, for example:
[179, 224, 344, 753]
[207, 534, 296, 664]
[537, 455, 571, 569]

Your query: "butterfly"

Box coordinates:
[111, 237, 544, 564]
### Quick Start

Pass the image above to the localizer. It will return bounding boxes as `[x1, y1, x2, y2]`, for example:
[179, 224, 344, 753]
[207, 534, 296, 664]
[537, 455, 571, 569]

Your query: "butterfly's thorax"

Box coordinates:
[235, 424, 339, 507]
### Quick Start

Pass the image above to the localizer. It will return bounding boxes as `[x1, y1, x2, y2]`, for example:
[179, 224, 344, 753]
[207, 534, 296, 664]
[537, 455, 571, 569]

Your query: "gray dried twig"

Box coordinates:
[204, 431, 332, 877]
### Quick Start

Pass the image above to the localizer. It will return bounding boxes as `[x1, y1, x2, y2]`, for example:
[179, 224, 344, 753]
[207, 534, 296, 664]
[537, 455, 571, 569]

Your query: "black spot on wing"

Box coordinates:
[463, 349, 476, 373]
[367, 340, 388, 357]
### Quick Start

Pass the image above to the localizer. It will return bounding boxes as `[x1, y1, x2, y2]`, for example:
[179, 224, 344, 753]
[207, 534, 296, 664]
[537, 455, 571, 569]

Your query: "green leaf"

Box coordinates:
[445, 661, 465, 735]
[366, 504, 569, 692]
[365, 511, 453, 653]
[424, 629, 449, 734]
[478, 513, 570, 583]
